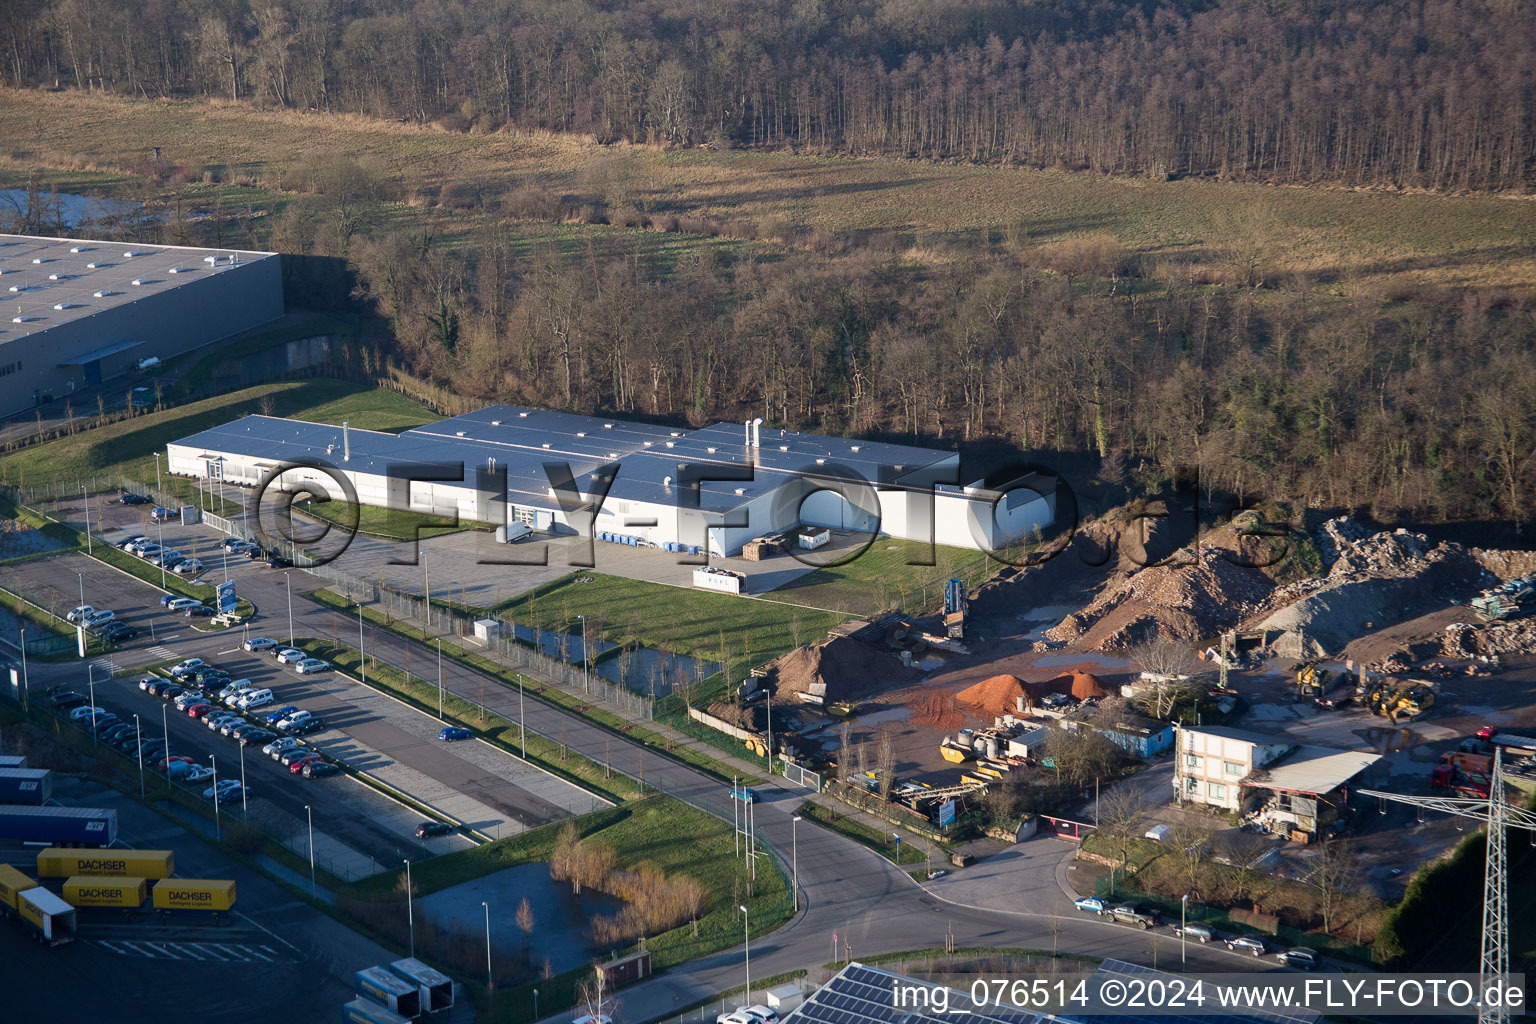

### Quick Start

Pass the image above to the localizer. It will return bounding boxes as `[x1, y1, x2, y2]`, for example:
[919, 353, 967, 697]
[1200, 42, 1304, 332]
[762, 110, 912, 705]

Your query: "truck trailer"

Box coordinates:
[0, 862, 36, 916]
[0, 755, 28, 769]
[341, 998, 411, 1024]
[63, 875, 148, 908]
[17, 887, 76, 944]
[389, 958, 454, 1012]
[355, 965, 422, 1018]
[37, 848, 174, 880]
[152, 878, 236, 912]
[0, 806, 118, 847]
[0, 768, 53, 805]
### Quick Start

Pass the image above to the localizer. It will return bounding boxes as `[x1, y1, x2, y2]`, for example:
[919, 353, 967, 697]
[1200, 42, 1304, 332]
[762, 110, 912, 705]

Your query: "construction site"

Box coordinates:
[685, 505, 1536, 908]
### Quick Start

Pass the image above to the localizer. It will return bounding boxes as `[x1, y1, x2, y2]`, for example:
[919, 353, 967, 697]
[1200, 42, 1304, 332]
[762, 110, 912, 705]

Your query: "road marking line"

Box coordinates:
[234, 910, 303, 955]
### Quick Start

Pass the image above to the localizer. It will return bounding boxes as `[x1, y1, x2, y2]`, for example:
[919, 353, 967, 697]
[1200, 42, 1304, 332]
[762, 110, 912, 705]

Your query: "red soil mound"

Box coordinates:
[910, 688, 965, 730]
[956, 673, 1027, 715]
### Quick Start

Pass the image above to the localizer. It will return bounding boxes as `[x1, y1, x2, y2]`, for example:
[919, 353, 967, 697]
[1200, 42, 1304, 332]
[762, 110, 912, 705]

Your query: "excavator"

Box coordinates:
[1367, 680, 1435, 721]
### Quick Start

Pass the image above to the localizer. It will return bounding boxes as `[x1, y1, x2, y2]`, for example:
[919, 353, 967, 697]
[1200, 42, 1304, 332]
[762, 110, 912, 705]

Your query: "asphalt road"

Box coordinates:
[29, 501, 1299, 1022]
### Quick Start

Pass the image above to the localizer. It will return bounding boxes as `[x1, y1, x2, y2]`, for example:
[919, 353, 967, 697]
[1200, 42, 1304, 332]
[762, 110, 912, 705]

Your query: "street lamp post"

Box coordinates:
[404, 858, 415, 957]
[792, 815, 801, 912]
[239, 740, 248, 816]
[305, 804, 315, 895]
[519, 676, 526, 757]
[210, 755, 221, 840]
[18, 626, 27, 712]
[156, 517, 166, 588]
[161, 704, 170, 788]
[133, 714, 144, 797]
[579, 615, 589, 694]
[81, 486, 92, 555]
[154, 452, 162, 493]
[437, 639, 443, 719]
[1181, 894, 1190, 968]
[739, 904, 751, 1002]
[358, 605, 366, 683]
[285, 573, 294, 646]
[87, 666, 96, 747]
[533, 988, 539, 1022]
[481, 900, 493, 992]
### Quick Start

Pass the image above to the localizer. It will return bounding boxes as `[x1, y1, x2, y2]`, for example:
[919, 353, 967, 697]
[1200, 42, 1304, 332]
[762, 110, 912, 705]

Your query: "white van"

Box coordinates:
[67, 605, 94, 624]
[236, 688, 274, 710]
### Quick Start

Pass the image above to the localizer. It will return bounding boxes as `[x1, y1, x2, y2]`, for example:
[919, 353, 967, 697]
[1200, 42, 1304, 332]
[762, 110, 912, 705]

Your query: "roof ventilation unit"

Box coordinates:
[576, 431, 586, 437]
[541, 443, 552, 449]
[167, 267, 186, 274]
[53, 302, 75, 310]
[131, 279, 144, 286]
[734, 488, 746, 496]
[779, 445, 789, 452]
[518, 411, 529, 418]
[69, 246, 88, 253]
[603, 423, 613, 429]
[204, 256, 218, 265]
[663, 476, 671, 488]
[490, 419, 501, 426]
[850, 445, 861, 452]
[123, 251, 138, 258]
[706, 447, 717, 454]
[31, 257, 48, 264]
[47, 273, 69, 280]
[85, 262, 102, 269]
[93, 290, 114, 298]
[455, 430, 466, 437]
[666, 441, 675, 448]
[816, 458, 826, 465]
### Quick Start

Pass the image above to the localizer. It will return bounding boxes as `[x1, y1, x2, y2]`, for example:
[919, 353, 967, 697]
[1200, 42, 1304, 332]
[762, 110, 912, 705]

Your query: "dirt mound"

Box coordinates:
[1254, 516, 1483, 659]
[706, 701, 761, 730]
[910, 688, 965, 730]
[1047, 526, 1276, 651]
[956, 674, 1028, 714]
[773, 635, 917, 703]
[1474, 548, 1536, 582]
[1051, 669, 1110, 699]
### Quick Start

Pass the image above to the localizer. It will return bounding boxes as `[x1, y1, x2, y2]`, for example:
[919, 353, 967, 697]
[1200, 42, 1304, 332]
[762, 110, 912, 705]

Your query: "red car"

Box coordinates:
[288, 754, 324, 774]
[185, 702, 214, 717]
[156, 754, 195, 771]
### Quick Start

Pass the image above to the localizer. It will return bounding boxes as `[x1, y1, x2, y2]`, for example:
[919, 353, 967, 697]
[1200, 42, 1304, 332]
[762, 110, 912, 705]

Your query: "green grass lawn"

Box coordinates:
[761, 537, 995, 616]
[0, 379, 436, 498]
[796, 801, 929, 867]
[498, 572, 843, 681]
[293, 496, 482, 541]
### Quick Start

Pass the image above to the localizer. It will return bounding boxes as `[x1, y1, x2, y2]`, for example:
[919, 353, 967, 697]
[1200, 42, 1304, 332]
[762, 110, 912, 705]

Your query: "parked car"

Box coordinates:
[188, 703, 217, 719]
[1227, 935, 1268, 956]
[274, 709, 313, 730]
[169, 658, 205, 678]
[239, 729, 276, 747]
[217, 679, 253, 701]
[149, 549, 181, 567]
[716, 1013, 755, 1024]
[243, 637, 277, 653]
[81, 610, 116, 629]
[174, 558, 203, 576]
[244, 547, 268, 561]
[100, 723, 136, 745]
[220, 537, 248, 552]
[173, 691, 205, 711]
[415, 821, 453, 838]
[743, 1006, 780, 1024]
[51, 690, 89, 709]
[203, 779, 244, 801]
[303, 762, 340, 778]
[156, 754, 195, 771]
[288, 754, 324, 774]
[119, 492, 152, 505]
[101, 622, 138, 643]
[266, 555, 293, 569]
[166, 598, 202, 613]
[1109, 903, 1158, 929]
[158, 685, 185, 702]
[183, 765, 215, 783]
[264, 705, 301, 726]
[119, 535, 150, 550]
[293, 658, 328, 674]
[1175, 922, 1216, 943]
[275, 648, 305, 664]
[1277, 948, 1319, 969]
[729, 785, 757, 803]
[264, 737, 300, 757]
[229, 722, 264, 740]
[1074, 896, 1107, 916]
[437, 726, 472, 742]
[207, 713, 240, 732]
[220, 720, 248, 737]
[150, 506, 175, 521]
[66, 605, 95, 624]
[288, 718, 326, 736]
[282, 748, 320, 768]
[111, 733, 143, 755]
[236, 689, 275, 710]
[184, 605, 214, 619]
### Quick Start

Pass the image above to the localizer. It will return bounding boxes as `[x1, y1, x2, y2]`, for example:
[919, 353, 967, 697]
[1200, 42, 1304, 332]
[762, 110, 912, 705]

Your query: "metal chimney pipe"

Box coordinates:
[751, 417, 764, 448]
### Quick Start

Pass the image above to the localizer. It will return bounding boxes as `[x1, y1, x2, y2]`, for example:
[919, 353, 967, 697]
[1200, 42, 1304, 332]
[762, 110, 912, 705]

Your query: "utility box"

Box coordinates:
[472, 618, 502, 645]
[596, 949, 652, 988]
[765, 983, 806, 1013]
[798, 526, 830, 550]
[693, 566, 745, 594]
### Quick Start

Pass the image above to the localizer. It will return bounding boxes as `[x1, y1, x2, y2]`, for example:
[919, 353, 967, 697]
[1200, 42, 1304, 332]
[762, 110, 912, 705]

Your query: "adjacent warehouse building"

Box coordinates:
[0, 234, 283, 417]
[166, 405, 1055, 556]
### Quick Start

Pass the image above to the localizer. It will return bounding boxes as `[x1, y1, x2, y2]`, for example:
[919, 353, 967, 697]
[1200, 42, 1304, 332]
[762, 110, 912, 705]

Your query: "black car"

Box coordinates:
[50, 690, 88, 709]
[102, 623, 139, 643]
[266, 555, 292, 569]
[289, 718, 326, 736]
[244, 547, 267, 561]
[159, 685, 184, 701]
[238, 729, 276, 747]
[415, 821, 453, 838]
[302, 762, 340, 778]
[119, 492, 152, 505]
[100, 723, 134, 744]
[184, 605, 214, 618]
[195, 668, 230, 684]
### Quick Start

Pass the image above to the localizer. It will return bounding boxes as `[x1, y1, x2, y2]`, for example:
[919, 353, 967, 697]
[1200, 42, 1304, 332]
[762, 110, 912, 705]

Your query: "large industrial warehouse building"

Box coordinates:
[0, 234, 283, 417]
[167, 406, 1055, 556]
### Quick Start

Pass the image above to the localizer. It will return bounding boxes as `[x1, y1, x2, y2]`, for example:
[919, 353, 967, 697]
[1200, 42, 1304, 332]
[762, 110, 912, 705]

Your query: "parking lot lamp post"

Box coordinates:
[405, 858, 415, 958]
[532, 988, 538, 1021]
[519, 676, 526, 757]
[156, 518, 166, 588]
[239, 740, 248, 815]
[161, 704, 170, 788]
[437, 639, 443, 719]
[1181, 894, 1189, 967]
[133, 714, 144, 797]
[78, 572, 85, 611]
[87, 665, 96, 748]
[481, 901, 493, 992]
[19, 626, 28, 711]
[154, 452, 162, 493]
[210, 755, 221, 840]
[285, 572, 293, 645]
[740, 904, 751, 1002]
[305, 805, 315, 895]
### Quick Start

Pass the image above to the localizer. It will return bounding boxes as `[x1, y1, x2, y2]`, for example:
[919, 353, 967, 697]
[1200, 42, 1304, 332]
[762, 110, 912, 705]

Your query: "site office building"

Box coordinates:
[167, 406, 1056, 555]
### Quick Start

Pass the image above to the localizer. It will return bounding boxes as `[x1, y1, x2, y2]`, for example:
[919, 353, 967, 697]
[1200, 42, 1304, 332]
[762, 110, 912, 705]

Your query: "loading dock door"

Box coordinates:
[82, 359, 101, 386]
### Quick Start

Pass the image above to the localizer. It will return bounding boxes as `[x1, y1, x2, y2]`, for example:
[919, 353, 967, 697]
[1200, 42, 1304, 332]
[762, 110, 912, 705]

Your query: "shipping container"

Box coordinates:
[0, 863, 35, 912]
[63, 875, 147, 908]
[37, 848, 173, 880]
[0, 755, 27, 769]
[341, 998, 411, 1024]
[17, 887, 75, 944]
[355, 966, 422, 1018]
[0, 806, 117, 846]
[389, 957, 454, 1011]
[0, 768, 53, 805]
[151, 878, 236, 912]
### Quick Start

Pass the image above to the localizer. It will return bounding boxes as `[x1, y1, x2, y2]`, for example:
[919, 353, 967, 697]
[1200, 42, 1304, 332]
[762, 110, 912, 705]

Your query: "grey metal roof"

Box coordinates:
[1241, 745, 1380, 795]
[0, 233, 275, 345]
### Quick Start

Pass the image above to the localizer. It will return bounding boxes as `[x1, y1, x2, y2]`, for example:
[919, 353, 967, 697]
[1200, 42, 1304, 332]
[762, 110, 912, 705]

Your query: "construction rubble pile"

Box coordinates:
[770, 635, 918, 704]
[1046, 533, 1276, 651]
[1254, 517, 1483, 659]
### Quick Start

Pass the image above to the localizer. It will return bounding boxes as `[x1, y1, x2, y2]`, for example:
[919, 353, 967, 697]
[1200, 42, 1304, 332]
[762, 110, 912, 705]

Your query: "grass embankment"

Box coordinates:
[308, 589, 763, 786]
[760, 537, 995, 616]
[293, 496, 480, 542]
[497, 571, 843, 684]
[0, 379, 436, 498]
[5, 90, 1535, 293]
[294, 637, 640, 803]
[346, 796, 794, 1023]
[796, 801, 928, 868]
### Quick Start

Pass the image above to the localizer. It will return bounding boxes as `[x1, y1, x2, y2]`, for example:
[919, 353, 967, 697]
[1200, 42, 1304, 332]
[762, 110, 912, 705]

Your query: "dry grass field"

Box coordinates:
[4, 89, 1535, 293]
